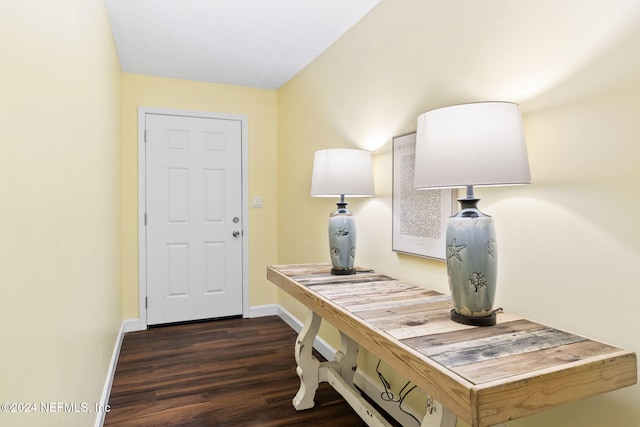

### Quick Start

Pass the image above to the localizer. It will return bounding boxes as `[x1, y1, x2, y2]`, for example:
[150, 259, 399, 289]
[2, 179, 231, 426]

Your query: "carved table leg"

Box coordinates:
[334, 331, 358, 388]
[292, 309, 321, 410]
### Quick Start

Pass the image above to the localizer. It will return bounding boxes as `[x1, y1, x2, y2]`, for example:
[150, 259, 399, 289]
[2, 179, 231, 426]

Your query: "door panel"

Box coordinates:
[145, 113, 243, 325]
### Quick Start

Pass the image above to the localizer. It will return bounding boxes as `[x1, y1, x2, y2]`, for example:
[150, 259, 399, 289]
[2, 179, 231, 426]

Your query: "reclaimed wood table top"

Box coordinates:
[267, 263, 637, 427]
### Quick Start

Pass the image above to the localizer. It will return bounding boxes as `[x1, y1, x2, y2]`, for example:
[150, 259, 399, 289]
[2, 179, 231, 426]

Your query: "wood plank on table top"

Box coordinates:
[337, 292, 452, 313]
[270, 264, 376, 283]
[355, 299, 453, 321]
[401, 318, 543, 350]
[386, 311, 525, 340]
[454, 339, 623, 384]
[318, 287, 430, 306]
[284, 266, 378, 280]
[363, 306, 459, 332]
[298, 273, 393, 287]
[271, 263, 333, 276]
[421, 327, 587, 369]
[322, 286, 439, 306]
[307, 280, 423, 297]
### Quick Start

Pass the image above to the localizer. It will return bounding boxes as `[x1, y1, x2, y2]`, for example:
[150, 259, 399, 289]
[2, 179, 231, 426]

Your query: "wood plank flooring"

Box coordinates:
[104, 316, 376, 426]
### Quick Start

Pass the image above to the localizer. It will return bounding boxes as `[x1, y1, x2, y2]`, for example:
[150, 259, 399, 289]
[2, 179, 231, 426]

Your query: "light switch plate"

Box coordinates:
[252, 196, 263, 208]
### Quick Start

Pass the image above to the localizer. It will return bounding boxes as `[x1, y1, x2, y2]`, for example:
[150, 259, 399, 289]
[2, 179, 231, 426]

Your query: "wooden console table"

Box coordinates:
[267, 263, 637, 427]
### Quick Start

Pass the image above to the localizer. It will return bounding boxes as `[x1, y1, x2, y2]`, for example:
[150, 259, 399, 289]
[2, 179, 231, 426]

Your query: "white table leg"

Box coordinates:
[334, 331, 358, 388]
[292, 309, 321, 410]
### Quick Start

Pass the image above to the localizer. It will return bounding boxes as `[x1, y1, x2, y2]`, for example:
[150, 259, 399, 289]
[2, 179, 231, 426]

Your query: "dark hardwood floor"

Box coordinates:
[104, 316, 378, 426]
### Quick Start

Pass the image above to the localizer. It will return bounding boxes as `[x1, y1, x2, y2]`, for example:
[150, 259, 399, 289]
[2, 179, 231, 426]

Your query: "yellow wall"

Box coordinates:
[120, 73, 279, 319]
[0, 0, 122, 426]
[277, 1, 640, 425]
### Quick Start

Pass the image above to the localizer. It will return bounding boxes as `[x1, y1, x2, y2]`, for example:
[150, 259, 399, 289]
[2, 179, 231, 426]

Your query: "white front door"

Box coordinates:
[144, 112, 243, 325]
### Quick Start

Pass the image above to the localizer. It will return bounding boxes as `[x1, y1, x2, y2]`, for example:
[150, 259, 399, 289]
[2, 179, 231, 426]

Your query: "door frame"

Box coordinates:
[137, 106, 249, 329]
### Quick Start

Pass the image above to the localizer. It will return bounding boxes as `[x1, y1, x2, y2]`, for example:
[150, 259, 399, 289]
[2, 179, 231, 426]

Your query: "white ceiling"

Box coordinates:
[105, 0, 380, 89]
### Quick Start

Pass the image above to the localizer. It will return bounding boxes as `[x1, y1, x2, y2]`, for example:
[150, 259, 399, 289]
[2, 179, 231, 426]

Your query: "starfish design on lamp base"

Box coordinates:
[447, 238, 466, 262]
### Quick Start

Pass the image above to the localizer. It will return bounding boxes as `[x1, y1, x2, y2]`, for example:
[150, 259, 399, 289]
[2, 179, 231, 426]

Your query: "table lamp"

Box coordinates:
[311, 149, 375, 275]
[414, 102, 531, 326]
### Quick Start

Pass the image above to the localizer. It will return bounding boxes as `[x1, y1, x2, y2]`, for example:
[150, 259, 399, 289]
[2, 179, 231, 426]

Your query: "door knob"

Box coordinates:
[233, 230, 241, 237]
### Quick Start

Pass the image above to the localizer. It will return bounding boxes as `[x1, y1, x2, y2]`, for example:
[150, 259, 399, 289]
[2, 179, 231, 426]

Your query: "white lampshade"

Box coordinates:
[311, 149, 375, 197]
[414, 102, 531, 189]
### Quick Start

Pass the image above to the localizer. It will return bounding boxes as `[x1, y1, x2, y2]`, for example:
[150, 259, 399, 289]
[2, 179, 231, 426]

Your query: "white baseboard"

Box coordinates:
[94, 321, 124, 427]
[95, 319, 141, 427]
[123, 318, 143, 333]
[248, 303, 279, 318]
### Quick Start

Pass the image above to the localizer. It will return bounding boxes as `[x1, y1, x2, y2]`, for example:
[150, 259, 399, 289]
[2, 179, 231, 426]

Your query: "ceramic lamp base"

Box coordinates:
[328, 202, 357, 275]
[446, 195, 498, 325]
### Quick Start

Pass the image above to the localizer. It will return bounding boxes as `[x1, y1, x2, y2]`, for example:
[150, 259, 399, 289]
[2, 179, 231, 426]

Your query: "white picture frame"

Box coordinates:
[392, 132, 457, 260]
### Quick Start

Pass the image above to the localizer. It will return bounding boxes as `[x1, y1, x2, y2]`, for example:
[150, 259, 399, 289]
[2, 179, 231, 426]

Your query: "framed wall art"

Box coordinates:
[392, 132, 457, 260]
